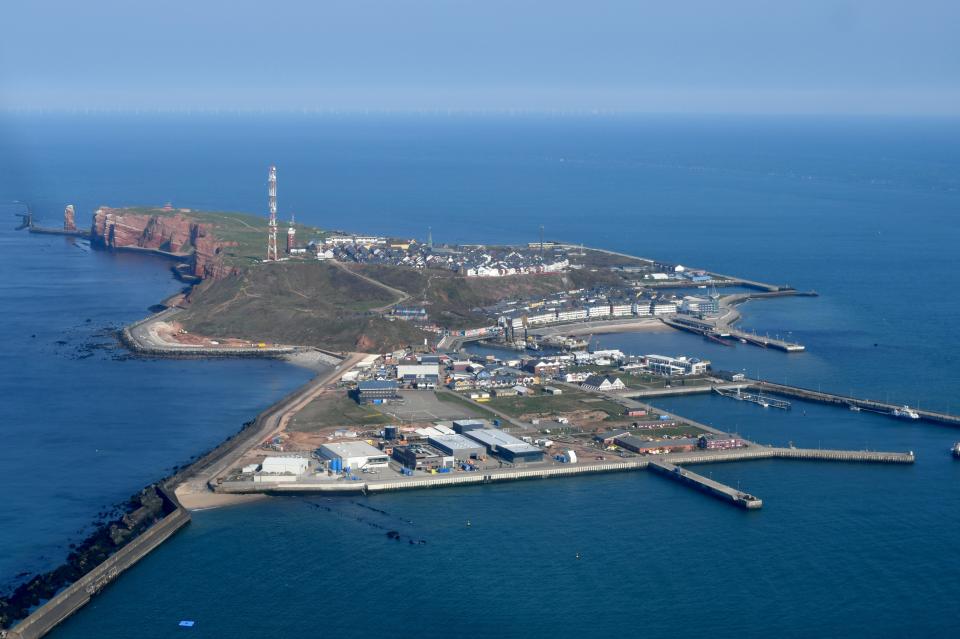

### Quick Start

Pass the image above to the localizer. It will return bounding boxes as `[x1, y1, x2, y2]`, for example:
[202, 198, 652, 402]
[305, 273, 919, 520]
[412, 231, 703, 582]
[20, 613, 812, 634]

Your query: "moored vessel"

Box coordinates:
[892, 405, 920, 420]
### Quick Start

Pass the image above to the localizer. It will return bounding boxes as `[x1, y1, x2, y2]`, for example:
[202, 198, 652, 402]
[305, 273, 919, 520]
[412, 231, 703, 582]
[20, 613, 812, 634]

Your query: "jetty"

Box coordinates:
[649, 460, 762, 509]
[753, 381, 960, 426]
[714, 386, 791, 409]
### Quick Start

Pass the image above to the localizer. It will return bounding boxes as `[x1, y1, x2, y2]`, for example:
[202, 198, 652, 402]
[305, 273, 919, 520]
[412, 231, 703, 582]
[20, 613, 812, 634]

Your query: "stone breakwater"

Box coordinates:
[0, 486, 185, 638]
[90, 207, 236, 280]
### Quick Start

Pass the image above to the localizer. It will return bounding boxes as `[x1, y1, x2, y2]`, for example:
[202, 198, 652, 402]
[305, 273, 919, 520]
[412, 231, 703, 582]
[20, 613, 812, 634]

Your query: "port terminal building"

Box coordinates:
[392, 444, 454, 471]
[318, 441, 390, 472]
[427, 433, 486, 460]
[463, 429, 545, 464]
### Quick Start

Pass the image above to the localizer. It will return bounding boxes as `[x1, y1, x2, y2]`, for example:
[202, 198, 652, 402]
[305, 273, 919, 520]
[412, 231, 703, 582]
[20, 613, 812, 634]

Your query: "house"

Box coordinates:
[525, 359, 561, 377]
[580, 375, 626, 392]
[593, 429, 631, 446]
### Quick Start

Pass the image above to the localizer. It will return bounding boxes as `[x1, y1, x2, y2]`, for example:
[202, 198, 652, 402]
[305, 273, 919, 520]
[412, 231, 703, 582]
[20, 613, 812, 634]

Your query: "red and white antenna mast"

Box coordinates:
[266, 165, 279, 261]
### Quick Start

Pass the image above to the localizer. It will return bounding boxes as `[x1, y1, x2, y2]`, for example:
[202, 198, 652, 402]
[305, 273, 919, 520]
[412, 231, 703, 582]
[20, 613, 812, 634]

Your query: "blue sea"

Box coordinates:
[1, 113, 959, 637]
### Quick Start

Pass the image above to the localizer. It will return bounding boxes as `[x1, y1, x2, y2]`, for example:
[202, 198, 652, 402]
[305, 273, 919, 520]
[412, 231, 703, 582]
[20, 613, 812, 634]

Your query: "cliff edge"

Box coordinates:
[90, 207, 235, 279]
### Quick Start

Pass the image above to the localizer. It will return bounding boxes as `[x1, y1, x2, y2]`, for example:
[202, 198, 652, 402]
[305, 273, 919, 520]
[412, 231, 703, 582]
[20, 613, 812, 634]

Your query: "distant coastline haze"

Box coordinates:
[2, 0, 958, 115]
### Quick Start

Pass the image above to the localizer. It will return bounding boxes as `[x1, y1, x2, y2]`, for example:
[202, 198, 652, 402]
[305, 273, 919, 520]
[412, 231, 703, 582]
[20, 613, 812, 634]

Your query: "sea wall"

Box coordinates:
[3, 488, 189, 639]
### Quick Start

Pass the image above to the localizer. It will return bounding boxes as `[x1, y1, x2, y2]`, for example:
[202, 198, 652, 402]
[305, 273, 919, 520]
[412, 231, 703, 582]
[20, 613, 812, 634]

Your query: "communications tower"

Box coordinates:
[266, 165, 279, 261]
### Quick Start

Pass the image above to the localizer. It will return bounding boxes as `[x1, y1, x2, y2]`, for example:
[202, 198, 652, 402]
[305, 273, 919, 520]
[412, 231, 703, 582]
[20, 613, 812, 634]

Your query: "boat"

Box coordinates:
[952, 442, 960, 459]
[892, 405, 920, 420]
[714, 386, 790, 409]
[848, 404, 861, 412]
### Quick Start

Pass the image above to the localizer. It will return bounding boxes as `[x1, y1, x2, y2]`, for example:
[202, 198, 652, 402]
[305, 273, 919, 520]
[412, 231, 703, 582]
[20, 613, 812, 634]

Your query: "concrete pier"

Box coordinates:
[649, 460, 762, 509]
[752, 381, 960, 427]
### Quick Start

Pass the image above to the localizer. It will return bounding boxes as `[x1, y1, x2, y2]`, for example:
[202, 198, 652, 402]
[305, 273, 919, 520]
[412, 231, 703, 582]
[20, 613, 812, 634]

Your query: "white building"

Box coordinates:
[644, 354, 710, 377]
[587, 305, 611, 318]
[254, 456, 311, 482]
[652, 302, 678, 315]
[581, 375, 626, 392]
[260, 456, 310, 475]
[557, 309, 588, 322]
[397, 363, 440, 378]
[610, 304, 634, 317]
[528, 311, 558, 325]
[318, 441, 390, 471]
[634, 302, 652, 316]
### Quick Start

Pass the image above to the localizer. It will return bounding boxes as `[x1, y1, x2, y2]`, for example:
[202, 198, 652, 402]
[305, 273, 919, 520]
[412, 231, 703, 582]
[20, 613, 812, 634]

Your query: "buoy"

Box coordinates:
[466, 520, 471, 527]
[576, 552, 581, 560]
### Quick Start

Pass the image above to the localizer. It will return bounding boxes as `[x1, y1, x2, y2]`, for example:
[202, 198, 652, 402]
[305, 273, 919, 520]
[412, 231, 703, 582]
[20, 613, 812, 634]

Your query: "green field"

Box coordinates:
[288, 392, 392, 432]
[484, 387, 627, 420]
[117, 206, 324, 268]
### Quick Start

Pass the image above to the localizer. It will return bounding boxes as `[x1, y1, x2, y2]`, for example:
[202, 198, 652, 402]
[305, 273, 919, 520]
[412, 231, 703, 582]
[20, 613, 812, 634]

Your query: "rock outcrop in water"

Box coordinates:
[90, 207, 235, 280]
[63, 205, 76, 232]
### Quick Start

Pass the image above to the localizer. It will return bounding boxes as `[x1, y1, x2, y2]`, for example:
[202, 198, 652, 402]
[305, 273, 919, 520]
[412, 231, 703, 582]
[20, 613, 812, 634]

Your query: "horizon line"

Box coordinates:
[3, 106, 959, 119]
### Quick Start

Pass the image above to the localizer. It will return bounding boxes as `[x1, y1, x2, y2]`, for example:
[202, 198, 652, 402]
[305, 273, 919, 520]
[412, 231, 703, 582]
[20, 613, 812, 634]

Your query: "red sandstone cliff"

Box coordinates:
[90, 207, 235, 279]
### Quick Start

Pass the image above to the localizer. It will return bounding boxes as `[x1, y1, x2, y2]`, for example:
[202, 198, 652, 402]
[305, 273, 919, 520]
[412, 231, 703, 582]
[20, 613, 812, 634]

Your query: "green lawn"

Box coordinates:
[484, 387, 626, 420]
[289, 392, 391, 432]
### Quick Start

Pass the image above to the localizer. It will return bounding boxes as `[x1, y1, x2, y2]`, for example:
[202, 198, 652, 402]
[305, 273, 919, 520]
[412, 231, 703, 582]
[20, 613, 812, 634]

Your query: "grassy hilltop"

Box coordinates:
[160, 207, 646, 350]
[116, 207, 323, 268]
[179, 261, 426, 351]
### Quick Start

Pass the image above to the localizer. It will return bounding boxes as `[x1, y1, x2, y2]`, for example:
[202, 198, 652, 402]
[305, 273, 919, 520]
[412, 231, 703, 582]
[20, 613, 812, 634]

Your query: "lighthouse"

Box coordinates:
[286, 216, 296, 252]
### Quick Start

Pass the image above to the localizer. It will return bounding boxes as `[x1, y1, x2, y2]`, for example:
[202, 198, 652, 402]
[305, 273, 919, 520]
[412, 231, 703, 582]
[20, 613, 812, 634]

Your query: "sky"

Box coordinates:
[1, 0, 958, 115]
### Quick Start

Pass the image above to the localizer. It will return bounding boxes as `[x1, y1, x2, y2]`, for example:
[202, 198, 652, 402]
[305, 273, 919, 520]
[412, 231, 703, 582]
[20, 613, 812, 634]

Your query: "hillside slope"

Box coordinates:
[178, 262, 426, 351]
[350, 264, 607, 329]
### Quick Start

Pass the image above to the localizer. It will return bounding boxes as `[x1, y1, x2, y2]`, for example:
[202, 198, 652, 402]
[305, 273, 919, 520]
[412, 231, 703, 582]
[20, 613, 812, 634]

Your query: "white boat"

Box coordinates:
[952, 442, 960, 459]
[892, 405, 920, 420]
[849, 404, 861, 412]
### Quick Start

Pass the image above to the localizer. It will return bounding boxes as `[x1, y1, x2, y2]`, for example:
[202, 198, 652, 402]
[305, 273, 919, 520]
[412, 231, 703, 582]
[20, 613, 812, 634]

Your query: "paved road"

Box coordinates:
[175, 352, 365, 507]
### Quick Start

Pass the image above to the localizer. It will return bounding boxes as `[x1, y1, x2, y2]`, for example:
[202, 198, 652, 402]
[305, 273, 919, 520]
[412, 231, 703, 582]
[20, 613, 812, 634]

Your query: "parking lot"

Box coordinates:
[375, 391, 478, 423]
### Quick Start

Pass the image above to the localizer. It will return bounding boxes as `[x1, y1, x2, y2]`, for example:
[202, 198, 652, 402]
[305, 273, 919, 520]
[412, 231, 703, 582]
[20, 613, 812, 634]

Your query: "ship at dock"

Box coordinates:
[892, 405, 920, 420]
[713, 386, 791, 410]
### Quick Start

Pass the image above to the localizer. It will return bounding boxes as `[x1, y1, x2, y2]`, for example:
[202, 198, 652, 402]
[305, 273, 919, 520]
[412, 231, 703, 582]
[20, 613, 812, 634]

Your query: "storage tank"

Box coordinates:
[384, 425, 398, 440]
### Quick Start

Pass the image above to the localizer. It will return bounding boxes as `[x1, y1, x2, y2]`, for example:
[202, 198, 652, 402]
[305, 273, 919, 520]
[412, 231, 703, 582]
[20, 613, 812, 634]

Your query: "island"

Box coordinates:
[5, 195, 942, 639]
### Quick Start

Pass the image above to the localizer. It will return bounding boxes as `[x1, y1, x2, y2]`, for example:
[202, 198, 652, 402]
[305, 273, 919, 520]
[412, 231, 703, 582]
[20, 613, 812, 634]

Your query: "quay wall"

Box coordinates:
[120, 308, 298, 358]
[223, 445, 913, 497]
[752, 381, 960, 426]
[7, 489, 189, 639]
[649, 460, 762, 509]
[27, 227, 91, 239]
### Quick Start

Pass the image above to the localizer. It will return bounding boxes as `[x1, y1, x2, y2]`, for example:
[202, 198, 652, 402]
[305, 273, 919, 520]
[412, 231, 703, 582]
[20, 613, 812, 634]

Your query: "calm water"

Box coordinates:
[1, 114, 959, 637]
